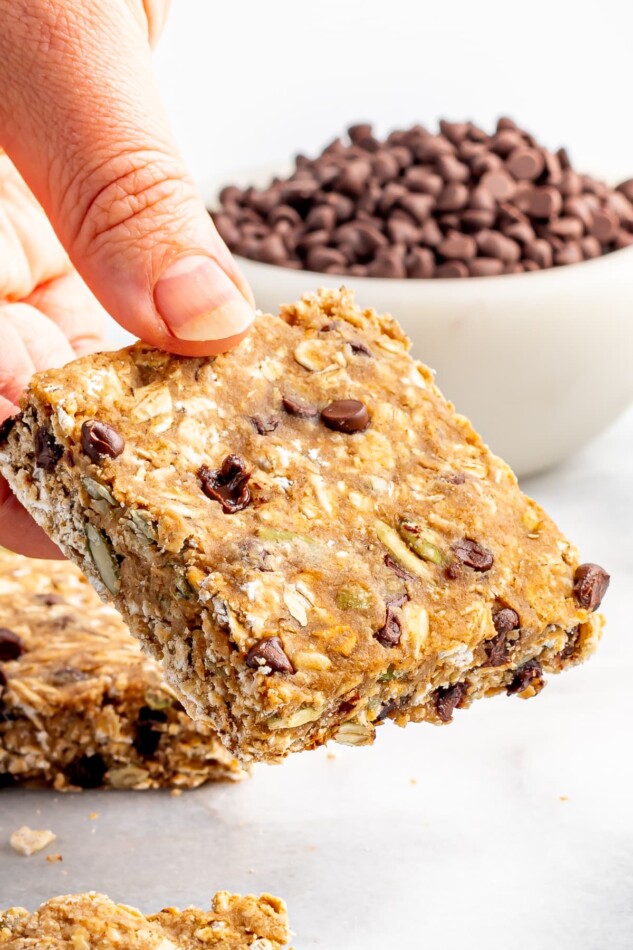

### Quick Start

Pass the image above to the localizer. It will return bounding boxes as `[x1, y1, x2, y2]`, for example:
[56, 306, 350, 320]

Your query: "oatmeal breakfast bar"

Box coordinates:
[0, 891, 290, 948]
[0, 549, 244, 789]
[0, 289, 609, 763]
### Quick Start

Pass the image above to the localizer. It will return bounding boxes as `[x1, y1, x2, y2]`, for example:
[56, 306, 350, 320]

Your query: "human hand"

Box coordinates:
[0, 0, 255, 558]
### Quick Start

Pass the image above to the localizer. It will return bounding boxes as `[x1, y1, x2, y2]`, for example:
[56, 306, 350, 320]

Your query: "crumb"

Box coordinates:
[170, 788, 183, 797]
[10, 826, 57, 856]
[326, 753, 336, 761]
[88, 812, 99, 820]
[307, 845, 318, 852]
[410, 778, 418, 785]
[559, 795, 569, 802]
[46, 853, 63, 863]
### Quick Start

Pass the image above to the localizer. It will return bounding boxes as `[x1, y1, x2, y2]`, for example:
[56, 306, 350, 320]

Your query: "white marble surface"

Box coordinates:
[0, 409, 631, 948]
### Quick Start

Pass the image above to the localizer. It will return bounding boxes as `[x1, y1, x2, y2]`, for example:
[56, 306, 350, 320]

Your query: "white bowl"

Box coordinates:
[204, 169, 633, 478]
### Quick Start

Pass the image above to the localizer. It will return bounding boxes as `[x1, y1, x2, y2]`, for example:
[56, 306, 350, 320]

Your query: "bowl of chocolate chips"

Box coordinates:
[209, 118, 633, 477]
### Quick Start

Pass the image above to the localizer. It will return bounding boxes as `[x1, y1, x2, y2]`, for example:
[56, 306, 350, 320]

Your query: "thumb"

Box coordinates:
[0, 0, 254, 357]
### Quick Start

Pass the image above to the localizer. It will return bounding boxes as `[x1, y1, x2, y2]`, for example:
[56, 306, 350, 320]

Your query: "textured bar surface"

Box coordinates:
[0, 892, 290, 948]
[0, 549, 244, 789]
[0, 289, 607, 763]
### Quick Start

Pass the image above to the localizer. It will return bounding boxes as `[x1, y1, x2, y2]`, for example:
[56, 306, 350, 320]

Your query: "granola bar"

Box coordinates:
[0, 891, 290, 948]
[0, 289, 609, 763]
[0, 549, 244, 789]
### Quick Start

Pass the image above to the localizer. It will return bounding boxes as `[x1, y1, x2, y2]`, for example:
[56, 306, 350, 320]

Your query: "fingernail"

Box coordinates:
[154, 256, 254, 342]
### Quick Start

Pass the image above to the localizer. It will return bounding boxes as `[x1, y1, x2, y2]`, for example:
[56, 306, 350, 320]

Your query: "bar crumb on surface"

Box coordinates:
[0, 891, 290, 948]
[9, 827, 56, 857]
[0, 288, 609, 764]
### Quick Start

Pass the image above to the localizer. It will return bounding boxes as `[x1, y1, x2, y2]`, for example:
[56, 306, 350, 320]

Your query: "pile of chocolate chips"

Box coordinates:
[211, 118, 633, 278]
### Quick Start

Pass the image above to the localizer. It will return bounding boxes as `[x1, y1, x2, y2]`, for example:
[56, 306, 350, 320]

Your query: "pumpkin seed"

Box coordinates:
[85, 523, 120, 594]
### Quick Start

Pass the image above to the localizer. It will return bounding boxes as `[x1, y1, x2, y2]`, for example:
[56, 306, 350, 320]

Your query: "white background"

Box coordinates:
[154, 0, 633, 187]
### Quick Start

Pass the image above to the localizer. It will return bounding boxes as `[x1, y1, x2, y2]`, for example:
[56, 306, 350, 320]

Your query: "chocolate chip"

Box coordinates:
[282, 395, 318, 419]
[0, 414, 17, 443]
[492, 130, 525, 156]
[581, 235, 602, 259]
[373, 151, 400, 184]
[214, 213, 240, 246]
[507, 659, 544, 695]
[445, 560, 462, 580]
[348, 341, 373, 357]
[81, 420, 125, 462]
[461, 209, 496, 232]
[386, 216, 420, 245]
[336, 159, 373, 197]
[0, 628, 25, 662]
[321, 399, 370, 433]
[384, 554, 416, 583]
[617, 178, 633, 202]
[65, 753, 108, 789]
[398, 192, 435, 223]
[527, 186, 563, 220]
[256, 233, 288, 265]
[589, 209, 619, 242]
[406, 247, 435, 278]
[375, 699, 397, 722]
[403, 168, 443, 196]
[134, 708, 167, 758]
[507, 147, 545, 181]
[436, 182, 469, 211]
[503, 221, 536, 244]
[553, 243, 583, 266]
[559, 169, 582, 197]
[251, 415, 279, 435]
[524, 239, 553, 269]
[437, 232, 477, 261]
[453, 538, 494, 572]
[268, 204, 301, 227]
[436, 682, 467, 722]
[480, 169, 516, 201]
[492, 606, 520, 636]
[198, 455, 251, 514]
[375, 607, 402, 647]
[305, 205, 337, 232]
[367, 248, 407, 278]
[437, 155, 470, 182]
[419, 218, 443, 247]
[35, 428, 63, 472]
[134, 723, 162, 758]
[337, 691, 362, 717]
[484, 631, 509, 667]
[558, 625, 581, 661]
[476, 230, 521, 263]
[468, 258, 505, 277]
[0, 668, 6, 688]
[436, 260, 468, 278]
[246, 636, 294, 674]
[573, 563, 610, 612]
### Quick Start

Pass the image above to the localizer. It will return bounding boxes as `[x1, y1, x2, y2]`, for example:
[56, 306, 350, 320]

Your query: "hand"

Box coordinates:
[0, 0, 255, 558]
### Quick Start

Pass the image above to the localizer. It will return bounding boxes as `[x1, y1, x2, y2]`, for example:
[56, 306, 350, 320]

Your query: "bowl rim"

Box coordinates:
[202, 161, 633, 288]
